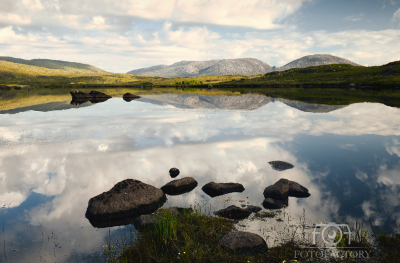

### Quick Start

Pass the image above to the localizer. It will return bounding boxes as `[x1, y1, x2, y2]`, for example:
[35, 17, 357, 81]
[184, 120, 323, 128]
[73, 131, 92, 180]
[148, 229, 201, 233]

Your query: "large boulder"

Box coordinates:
[161, 177, 198, 195]
[133, 206, 193, 231]
[263, 178, 310, 199]
[169, 167, 180, 178]
[268, 161, 294, 171]
[213, 205, 252, 220]
[220, 231, 268, 255]
[202, 182, 245, 197]
[85, 179, 167, 221]
[262, 197, 288, 209]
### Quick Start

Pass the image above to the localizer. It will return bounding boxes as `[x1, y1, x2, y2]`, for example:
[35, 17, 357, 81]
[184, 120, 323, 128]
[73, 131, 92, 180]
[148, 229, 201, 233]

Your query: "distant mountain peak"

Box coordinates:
[127, 58, 272, 77]
[278, 54, 360, 71]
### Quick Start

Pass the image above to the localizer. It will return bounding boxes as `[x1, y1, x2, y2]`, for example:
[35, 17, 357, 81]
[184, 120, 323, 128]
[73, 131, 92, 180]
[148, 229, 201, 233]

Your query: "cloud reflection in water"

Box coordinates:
[0, 96, 400, 262]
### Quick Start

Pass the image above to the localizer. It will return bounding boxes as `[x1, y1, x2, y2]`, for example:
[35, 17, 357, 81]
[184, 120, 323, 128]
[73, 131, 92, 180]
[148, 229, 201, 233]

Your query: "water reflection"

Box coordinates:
[0, 93, 400, 262]
[70, 97, 110, 105]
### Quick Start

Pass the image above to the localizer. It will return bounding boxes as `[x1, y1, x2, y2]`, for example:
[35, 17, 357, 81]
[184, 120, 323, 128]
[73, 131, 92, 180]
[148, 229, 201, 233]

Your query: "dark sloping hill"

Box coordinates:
[0, 56, 107, 73]
[279, 54, 360, 71]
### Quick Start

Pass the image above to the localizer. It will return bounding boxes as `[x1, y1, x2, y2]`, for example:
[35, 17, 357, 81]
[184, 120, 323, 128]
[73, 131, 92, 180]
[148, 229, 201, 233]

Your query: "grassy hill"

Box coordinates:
[0, 57, 107, 73]
[0, 60, 399, 89]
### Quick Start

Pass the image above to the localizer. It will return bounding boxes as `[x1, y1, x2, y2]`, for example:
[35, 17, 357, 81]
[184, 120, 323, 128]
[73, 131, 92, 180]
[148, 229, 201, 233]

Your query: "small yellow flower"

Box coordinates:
[371, 211, 375, 213]
[183, 252, 185, 254]
[178, 253, 180, 255]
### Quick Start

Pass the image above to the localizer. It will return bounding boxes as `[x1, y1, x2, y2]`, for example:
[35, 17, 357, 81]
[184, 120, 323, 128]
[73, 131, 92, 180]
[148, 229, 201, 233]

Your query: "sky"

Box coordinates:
[0, 0, 400, 73]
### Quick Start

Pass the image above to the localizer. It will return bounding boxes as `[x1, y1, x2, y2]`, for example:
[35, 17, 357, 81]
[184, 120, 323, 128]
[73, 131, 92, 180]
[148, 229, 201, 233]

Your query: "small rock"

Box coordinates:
[134, 206, 193, 231]
[213, 205, 252, 220]
[268, 161, 294, 171]
[288, 181, 311, 198]
[220, 231, 268, 255]
[202, 182, 245, 197]
[262, 197, 288, 210]
[133, 214, 157, 230]
[88, 90, 112, 98]
[161, 177, 198, 195]
[169, 167, 180, 178]
[245, 205, 262, 213]
[263, 179, 290, 200]
[263, 179, 310, 199]
[123, 93, 141, 102]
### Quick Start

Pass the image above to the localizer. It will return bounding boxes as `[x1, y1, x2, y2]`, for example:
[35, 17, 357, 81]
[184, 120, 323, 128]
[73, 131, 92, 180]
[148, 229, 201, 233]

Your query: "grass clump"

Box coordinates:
[254, 211, 277, 219]
[117, 208, 234, 263]
[109, 207, 305, 263]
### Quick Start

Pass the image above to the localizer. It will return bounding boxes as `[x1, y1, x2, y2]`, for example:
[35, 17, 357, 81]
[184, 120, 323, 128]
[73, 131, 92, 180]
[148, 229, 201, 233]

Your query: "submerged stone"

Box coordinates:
[202, 182, 245, 197]
[268, 161, 294, 171]
[161, 177, 198, 195]
[262, 197, 288, 210]
[214, 205, 252, 220]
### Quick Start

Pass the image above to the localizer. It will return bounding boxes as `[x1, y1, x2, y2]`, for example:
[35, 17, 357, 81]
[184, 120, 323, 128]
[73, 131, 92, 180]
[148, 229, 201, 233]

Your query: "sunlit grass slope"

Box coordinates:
[0, 56, 107, 73]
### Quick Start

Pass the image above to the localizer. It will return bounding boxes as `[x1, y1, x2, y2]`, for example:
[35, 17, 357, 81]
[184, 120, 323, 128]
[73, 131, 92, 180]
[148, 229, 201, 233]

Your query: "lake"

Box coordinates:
[1, 87, 400, 262]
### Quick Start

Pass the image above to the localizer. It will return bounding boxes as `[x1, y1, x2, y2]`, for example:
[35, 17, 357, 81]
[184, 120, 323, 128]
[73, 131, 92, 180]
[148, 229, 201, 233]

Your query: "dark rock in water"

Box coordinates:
[288, 181, 311, 198]
[214, 205, 252, 220]
[90, 97, 110, 104]
[169, 167, 180, 178]
[263, 179, 290, 200]
[85, 179, 167, 221]
[70, 90, 92, 99]
[88, 217, 136, 228]
[220, 231, 268, 255]
[202, 182, 245, 197]
[0, 85, 11, 91]
[134, 206, 193, 231]
[268, 161, 294, 171]
[245, 205, 262, 213]
[208, 84, 213, 90]
[263, 178, 310, 200]
[161, 177, 198, 195]
[14, 86, 21, 90]
[70, 96, 110, 105]
[88, 90, 112, 98]
[262, 197, 288, 209]
[123, 93, 141, 102]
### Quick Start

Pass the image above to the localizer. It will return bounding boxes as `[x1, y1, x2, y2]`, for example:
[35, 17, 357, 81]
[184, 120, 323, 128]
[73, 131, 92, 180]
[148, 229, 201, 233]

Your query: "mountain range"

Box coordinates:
[127, 54, 360, 78]
[127, 58, 272, 78]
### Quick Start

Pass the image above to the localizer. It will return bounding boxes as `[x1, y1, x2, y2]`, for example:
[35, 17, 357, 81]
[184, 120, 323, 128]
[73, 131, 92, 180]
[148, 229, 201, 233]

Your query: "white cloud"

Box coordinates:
[344, 13, 364, 22]
[0, 1, 399, 72]
[393, 8, 400, 24]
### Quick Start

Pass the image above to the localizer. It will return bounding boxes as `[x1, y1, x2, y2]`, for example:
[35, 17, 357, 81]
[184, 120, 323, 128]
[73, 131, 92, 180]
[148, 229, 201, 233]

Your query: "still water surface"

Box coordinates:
[1, 90, 400, 262]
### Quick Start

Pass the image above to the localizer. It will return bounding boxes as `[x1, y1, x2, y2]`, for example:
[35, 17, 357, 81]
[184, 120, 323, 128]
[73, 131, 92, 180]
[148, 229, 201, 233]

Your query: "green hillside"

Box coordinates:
[0, 56, 107, 73]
